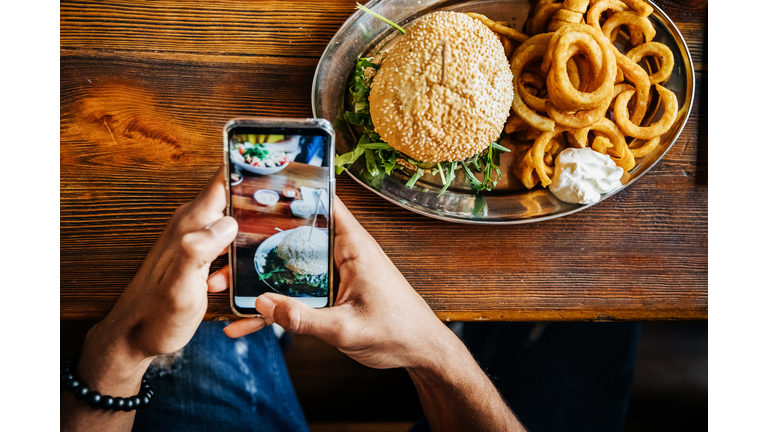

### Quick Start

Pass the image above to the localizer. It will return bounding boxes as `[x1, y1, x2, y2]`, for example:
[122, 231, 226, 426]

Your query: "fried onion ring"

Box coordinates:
[614, 84, 678, 139]
[626, 41, 675, 85]
[614, 48, 651, 124]
[497, 31, 515, 58]
[571, 117, 634, 171]
[544, 93, 611, 129]
[563, 0, 590, 13]
[521, 72, 547, 93]
[601, 11, 656, 44]
[622, 0, 654, 18]
[548, 9, 585, 31]
[531, 127, 568, 186]
[510, 34, 557, 131]
[528, 2, 562, 35]
[545, 25, 616, 111]
[591, 135, 614, 154]
[504, 113, 529, 134]
[511, 144, 540, 189]
[586, 0, 629, 31]
[465, 12, 529, 43]
[628, 136, 660, 157]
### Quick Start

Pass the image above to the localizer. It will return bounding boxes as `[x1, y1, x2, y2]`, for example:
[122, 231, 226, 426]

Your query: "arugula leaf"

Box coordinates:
[436, 162, 446, 185]
[358, 58, 379, 69]
[379, 149, 398, 175]
[438, 162, 457, 197]
[358, 142, 394, 150]
[334, 145, 366, 174]
[461, 161, 484, 191]
[344, 111, 372, 126]
[405, 168, 425, 188]
[364, 149, 379, 177]
[491, 141, 511, 153]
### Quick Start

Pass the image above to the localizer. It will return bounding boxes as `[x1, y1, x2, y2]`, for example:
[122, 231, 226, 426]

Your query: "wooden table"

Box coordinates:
[60, 0, 707, 322]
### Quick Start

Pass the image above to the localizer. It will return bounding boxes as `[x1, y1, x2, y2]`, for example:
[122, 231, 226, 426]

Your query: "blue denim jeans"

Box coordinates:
[132, 321, 639, 432]
[132, 321, 309, 432]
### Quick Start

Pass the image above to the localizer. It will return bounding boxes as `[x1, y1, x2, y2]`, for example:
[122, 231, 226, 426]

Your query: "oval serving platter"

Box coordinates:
[312, 0, 694, 224]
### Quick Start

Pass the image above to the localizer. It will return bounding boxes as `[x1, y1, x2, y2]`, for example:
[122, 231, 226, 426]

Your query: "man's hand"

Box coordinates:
[224, 197, 526, 432]
[63, 167, 238, 432]
[223, 197, 456, 370]
[87, 166, 237, 361]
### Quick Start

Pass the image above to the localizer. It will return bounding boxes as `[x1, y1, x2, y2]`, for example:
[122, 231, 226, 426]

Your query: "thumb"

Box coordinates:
[256, 293, 339, 338]
[179, 216, 238, 267]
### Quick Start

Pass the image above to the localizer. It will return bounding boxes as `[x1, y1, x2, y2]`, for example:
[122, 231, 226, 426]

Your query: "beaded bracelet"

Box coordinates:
[60, 355, 154, 412]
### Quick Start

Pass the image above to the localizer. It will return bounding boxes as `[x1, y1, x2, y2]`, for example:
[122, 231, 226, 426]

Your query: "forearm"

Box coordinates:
[406, 330, 526, 432]
[61, 322, 155, 432]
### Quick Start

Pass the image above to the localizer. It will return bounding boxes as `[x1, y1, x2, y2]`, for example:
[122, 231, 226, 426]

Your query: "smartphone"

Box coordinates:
[224, 118, 335, 317]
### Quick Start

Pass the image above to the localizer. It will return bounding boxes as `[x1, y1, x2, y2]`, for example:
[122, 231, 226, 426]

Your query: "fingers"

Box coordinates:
[253, 293, 341, 340]
[193, 165, 228, 213]
[207, 265, 230, 293]
[333, 196, 381, 267]
[180, 216, 238, 268]
[332, 196, 365, 238]
[223, 315, 273, 338]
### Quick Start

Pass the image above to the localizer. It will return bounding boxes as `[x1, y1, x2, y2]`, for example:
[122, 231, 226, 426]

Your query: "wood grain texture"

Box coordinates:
[60, 0, 707, 321]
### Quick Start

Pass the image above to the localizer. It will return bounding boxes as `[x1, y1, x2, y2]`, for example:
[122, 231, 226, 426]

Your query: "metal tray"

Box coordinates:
[312, 0, 694, 224]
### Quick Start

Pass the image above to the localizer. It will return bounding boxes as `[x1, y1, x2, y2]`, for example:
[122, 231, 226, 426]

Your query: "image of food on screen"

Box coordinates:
[229, 131, 330, 299]
[256, 226, 329, 297]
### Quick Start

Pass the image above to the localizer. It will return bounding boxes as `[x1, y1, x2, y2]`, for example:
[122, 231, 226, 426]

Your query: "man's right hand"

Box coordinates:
[225, 197, 525, 431]
[223, 196, 457, 371]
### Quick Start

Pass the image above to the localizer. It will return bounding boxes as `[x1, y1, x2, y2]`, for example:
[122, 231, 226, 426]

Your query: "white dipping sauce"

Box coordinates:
[549, 148, 623, 204]
[254, 190, 279, 206]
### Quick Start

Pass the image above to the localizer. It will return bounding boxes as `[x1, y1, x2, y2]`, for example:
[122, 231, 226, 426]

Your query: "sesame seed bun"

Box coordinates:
[277, 227, 328, 275]
[368, 11, 514, 163]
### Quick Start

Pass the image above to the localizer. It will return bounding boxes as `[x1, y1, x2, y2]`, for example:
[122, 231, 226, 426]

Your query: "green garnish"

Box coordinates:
[438, 162, 457, 197]
[436, 162, 446, 185]
[461, 161, 484, 190]
[356, 3, 406, 34]
[406, 168, 425, 188]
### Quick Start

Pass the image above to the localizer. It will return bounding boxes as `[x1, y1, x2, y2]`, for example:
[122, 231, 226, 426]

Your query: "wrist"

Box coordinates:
[76, 321, 155, 397]
[405, 324, 471, 377]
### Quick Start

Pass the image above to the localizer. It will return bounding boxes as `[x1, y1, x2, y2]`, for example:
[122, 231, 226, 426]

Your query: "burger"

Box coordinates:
[335, 11, 514, 195]
[259, 226, 329, 297]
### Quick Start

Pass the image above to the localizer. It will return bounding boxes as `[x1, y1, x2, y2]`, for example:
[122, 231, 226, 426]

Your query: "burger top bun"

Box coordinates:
[368, 11, 514, 163]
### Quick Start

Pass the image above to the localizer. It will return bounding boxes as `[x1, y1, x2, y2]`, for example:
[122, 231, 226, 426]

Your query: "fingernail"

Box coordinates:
[207, 217, 237, 238]
[255, 295, 275, 313]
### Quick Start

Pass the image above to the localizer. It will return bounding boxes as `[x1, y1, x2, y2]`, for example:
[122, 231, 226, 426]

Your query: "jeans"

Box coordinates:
[132, 321, 640, 432]
[132, 321, 309, 432]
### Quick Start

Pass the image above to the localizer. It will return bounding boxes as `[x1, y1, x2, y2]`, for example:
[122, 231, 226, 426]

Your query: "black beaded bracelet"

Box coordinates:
[60, 355, 154, 412]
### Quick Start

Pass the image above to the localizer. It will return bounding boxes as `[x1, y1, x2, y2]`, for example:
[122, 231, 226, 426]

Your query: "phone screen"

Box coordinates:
[226, 120, 334, 315]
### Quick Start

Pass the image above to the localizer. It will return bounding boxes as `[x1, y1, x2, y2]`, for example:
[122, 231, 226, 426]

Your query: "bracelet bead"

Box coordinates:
[114, 397, 125, 411]
[100, 396, 114, 410]
[61, 355, 153, 412]
[74, 386, 90, 400]
[139, 394, 151, 407]
[123, 398, 135, 412]
[86, 391, 102, 407]
[130, 396, 142, 407]
[65, 379, 80, 392]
